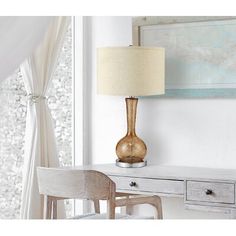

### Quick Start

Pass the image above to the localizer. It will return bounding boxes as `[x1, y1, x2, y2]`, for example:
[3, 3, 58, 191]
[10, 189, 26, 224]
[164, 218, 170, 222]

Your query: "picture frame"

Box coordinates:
[133, 16, 236, 97]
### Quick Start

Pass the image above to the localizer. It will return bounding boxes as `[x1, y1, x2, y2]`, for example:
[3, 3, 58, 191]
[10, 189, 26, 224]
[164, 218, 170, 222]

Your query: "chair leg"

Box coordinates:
[52, 199, 57, 219]
[107, 199, 115, 219]
[93, 200, 100, 214]
[125, 196, 133, 215]
[44, 196, 52, 219]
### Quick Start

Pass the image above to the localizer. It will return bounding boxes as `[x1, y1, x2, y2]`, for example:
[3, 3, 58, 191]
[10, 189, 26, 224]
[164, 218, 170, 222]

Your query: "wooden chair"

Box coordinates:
[37, 167, 163, 219]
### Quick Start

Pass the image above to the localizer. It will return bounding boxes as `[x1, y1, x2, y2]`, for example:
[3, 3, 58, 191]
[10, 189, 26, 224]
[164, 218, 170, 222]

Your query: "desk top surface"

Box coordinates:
[62, 164, 236, 182]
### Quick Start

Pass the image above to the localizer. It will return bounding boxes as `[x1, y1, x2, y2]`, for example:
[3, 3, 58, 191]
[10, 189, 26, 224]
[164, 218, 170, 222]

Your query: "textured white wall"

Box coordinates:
[85, 16, 236, 219]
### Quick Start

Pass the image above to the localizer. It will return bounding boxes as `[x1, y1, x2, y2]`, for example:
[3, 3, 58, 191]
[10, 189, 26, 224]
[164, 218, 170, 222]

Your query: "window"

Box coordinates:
[0, 19, 73, 219]
[0, 69, 26, 218]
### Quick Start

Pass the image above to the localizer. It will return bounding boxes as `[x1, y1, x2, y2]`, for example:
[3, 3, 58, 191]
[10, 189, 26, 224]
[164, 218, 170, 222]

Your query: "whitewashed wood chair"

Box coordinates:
[37, 167, 163, 219]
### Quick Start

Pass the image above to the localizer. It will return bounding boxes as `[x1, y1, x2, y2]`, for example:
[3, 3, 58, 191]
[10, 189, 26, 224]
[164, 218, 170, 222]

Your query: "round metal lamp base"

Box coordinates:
[116, 159, 147, 168]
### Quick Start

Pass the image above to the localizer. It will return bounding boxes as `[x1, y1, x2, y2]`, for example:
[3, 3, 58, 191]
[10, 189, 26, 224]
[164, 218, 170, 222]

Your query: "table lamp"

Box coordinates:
[97, 46, 165, 167]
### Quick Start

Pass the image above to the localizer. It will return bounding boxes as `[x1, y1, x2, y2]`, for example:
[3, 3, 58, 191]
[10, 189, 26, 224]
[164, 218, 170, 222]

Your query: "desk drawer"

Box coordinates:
[109, 176, 184, 195]
[186, 181, 235, 204]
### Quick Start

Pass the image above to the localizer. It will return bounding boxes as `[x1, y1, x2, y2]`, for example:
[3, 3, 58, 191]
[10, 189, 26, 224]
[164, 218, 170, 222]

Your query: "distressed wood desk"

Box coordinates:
[72, 164, 236, 218]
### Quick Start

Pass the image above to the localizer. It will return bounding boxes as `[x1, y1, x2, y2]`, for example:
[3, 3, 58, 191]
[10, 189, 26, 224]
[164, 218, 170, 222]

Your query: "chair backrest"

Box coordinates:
[37, 167, 116, 200]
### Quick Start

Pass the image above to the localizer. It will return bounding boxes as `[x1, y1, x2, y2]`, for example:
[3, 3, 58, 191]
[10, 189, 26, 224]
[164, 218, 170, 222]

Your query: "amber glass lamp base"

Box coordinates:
[116, 97, 147, 168]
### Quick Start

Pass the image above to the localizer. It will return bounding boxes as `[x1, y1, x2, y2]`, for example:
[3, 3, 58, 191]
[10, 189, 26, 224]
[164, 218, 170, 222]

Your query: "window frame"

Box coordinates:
[73, 16, 91, 215]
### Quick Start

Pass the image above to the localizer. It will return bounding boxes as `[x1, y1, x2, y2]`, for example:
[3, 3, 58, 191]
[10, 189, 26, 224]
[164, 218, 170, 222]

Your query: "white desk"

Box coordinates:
[73, 164, 236, 218]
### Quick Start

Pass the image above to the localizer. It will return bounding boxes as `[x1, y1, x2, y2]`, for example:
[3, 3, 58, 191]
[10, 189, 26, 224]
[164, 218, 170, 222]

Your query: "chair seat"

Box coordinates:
[71, 213, 154, 219]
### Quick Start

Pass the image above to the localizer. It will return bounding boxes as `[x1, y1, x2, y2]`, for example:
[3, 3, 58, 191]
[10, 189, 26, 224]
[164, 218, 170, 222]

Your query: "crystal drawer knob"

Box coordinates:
[129, 181, 136, 187]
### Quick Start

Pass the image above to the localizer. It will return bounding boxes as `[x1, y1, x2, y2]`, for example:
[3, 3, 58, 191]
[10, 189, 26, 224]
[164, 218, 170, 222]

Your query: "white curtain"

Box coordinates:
[0, 16, 53, 82]
[20, 16, 70, 219]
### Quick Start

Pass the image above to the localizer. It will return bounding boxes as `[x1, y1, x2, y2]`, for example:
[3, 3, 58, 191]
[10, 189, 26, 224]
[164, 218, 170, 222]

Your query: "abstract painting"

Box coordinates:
[140, 19, 236, 97]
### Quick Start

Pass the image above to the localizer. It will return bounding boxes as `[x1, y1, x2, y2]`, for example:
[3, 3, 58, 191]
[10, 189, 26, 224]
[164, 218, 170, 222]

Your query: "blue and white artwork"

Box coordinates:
[141, 19, 236, 97]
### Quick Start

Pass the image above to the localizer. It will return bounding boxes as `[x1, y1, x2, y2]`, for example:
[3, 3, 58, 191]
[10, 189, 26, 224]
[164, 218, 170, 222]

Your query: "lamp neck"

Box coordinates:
[125, 97, 138, 136]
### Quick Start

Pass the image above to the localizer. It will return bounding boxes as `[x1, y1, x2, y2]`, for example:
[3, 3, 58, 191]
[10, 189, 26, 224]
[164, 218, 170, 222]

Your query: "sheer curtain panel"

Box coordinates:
[20, 16, 70, 219]
[0, 16, 53, 82]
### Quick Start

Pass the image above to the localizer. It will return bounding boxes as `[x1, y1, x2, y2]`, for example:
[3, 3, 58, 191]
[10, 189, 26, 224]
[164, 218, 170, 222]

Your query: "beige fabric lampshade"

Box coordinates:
[97, 46, 165, 96]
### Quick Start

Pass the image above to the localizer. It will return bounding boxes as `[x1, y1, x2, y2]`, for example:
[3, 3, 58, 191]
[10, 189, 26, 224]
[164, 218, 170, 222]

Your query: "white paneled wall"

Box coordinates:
[82, 16, 236, 219]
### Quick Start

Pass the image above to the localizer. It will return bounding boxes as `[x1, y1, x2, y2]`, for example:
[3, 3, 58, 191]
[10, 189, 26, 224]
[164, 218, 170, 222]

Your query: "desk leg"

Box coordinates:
[230, 209, 236, 219]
